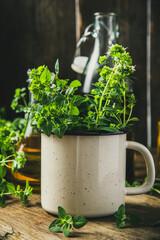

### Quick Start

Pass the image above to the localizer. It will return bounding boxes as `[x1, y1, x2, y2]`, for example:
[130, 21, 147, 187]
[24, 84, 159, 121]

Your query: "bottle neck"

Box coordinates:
[94, 14, 118, 53]
[29, 91, 37, 105]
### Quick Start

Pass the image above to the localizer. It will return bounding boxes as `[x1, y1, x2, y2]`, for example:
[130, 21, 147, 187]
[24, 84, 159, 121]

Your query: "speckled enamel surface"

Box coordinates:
[41, 133, 126, 217]
[41, 133, 155, 217]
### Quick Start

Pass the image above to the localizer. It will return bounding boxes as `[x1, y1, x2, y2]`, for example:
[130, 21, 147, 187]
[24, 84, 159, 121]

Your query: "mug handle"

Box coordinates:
[125, 141, 155, 195]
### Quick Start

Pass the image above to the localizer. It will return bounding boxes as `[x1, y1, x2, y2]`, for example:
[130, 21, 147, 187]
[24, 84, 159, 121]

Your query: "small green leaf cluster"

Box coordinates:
[0, 151, 26, 173]
[126, 179, 160, 196]
[28, 60, 86, 138]
[28, 44, 138, 138]
[7, 180, 32, 204]
[0, 107, 32, 206]
[125, 180, 141, 187]
[114, 204, 141, 228]
[49, 206, 88, 237]
[0, 88, 28, 158]
[89, 44, 138, 133]
[0, 90, 27, 168]
[150, 182, 160, 195]
[0, 151, 33, 206]
[0, 117, 26, 178]
[11, 87, 27, 113]
[0, 180, 33, 207]
[0, 117, 25, 157]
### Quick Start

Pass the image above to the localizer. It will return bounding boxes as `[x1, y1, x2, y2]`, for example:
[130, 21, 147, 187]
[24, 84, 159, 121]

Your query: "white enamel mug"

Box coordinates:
[41, 133, 155, 217]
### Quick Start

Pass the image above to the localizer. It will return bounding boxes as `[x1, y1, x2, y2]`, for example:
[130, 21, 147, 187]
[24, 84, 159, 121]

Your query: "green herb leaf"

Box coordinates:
[118, 204, 126, 216]
[49, 219, 62, 232]
[43, 122, 52, 137]
[7, 183, 15, 194]
[26, 180, 29, 189]
[115, 219, 126, 228]
[58, 206, 67, 219]
[40, 67, 51, 84]
[73, 215, 88, 229]
[65, 87, 74, 95]
[62, 223, 70, 237]
[69, 80, 81, 88]
[55, 59, 59, 75]
[65, 215, 72, 223]
[52, 125, 67, 138]
[68, 106, 79, 116]
[17, 185, 21, 191]
[152, 188, 160, 194]
[0, 166, 6, 178]
[128, 117, 139, 122]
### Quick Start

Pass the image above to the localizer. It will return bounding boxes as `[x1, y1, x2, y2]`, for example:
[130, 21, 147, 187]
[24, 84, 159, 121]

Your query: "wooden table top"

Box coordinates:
[0, 193, 160, 240]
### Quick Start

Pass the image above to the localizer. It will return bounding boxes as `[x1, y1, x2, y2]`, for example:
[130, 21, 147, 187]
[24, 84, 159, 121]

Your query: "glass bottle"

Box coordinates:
[12, 92, 41, 192]
[71, 12, 119, 93]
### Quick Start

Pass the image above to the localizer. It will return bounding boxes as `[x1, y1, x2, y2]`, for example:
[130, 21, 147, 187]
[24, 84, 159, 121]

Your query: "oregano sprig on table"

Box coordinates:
[1, 180, 33, 207]
[49, 206, 88, 237]
[114, 204, 141, 228]
[0, 134, 33, 207]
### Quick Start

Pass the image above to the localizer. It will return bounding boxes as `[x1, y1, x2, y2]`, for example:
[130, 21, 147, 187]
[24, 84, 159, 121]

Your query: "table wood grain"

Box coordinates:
[0, 194, 160, 240]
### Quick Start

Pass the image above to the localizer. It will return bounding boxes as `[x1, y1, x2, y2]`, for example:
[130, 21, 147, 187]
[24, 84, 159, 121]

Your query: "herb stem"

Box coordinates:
[123, 79, 126, 124]
[2, 155, 15, 161]
[6, 165, 12, 169]
[96, 72, 113, 125]
[22, 96, 28, 107]
[123, 91, 126, 124]
[126, 104, 133, 123]
[112, 112, 122, 124]
[0, 159, 15, 164]
[2, 192, 11, 196]
[2, 190, 24, 196]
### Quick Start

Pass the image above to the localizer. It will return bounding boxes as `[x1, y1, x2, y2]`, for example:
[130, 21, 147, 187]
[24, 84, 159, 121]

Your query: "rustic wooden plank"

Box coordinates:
[0, 194, 159, 239]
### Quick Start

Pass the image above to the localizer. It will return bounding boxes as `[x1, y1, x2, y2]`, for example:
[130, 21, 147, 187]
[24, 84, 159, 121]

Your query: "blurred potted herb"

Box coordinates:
[0, 88, 33, 207]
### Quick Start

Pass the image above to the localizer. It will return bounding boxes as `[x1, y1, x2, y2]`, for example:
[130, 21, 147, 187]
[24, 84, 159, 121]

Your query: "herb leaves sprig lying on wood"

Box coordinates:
[28, 44, 138, 138]
[114, 204, 141, 228]
[49, 206, 88, 237]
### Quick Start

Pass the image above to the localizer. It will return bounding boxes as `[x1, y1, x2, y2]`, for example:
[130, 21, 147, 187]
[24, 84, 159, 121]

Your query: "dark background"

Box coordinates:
[0, 0, 160, 147]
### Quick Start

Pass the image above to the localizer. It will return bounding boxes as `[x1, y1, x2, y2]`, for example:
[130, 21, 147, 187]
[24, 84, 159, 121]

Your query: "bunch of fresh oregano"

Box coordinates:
[28, 44, 138, 138]
[86, 44, 138, 132]
[0, 88, 33, 207]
